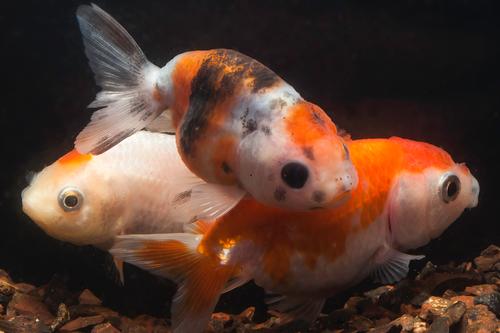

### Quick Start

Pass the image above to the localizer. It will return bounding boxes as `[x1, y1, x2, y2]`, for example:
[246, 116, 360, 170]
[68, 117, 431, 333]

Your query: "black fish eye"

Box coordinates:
[281, 162, 309, 189]
[58, 187, 84, 211]
[440, 174, 461, 203]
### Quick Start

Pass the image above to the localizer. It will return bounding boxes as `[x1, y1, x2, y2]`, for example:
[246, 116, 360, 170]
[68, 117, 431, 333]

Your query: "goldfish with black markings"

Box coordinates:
[111, 137, 479, 333]
[74, 4, 357, 214]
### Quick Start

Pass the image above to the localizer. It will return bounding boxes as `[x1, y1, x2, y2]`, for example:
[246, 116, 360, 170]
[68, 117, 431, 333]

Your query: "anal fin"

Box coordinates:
[110, 233, 235, 333]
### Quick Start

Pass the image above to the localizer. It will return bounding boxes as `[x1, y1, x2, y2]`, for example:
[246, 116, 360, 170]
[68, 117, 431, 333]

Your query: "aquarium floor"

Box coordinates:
[0, 245, 499, 333]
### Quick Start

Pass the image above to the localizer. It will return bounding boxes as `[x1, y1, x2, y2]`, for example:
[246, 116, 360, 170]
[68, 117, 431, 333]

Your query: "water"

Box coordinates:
[1, 0, 499, 321]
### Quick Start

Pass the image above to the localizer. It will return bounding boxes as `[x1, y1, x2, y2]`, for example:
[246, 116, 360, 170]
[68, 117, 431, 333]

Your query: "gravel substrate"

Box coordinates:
[1, 245, 499, 333]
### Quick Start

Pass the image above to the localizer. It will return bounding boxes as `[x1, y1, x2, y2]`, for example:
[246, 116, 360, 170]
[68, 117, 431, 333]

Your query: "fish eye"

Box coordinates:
[281, 162, 309, 189]
[439, 173, 461, 203]
[58, 187, 84, 211]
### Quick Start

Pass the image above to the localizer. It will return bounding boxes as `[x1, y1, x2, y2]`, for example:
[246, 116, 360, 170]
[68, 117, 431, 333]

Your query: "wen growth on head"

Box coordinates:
[74, 4, 357, 213]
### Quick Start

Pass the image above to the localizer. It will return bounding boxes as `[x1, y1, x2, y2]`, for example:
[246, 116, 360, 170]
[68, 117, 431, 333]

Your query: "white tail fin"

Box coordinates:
[75, 4, 167, 154]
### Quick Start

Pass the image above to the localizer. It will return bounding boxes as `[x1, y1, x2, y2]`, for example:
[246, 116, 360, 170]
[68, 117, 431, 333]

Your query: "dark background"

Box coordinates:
[1, 0, 499, 319]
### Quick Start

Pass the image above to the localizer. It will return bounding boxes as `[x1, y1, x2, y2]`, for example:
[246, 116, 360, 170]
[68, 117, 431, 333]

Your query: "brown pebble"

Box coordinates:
[237, 306, 255, 323]
[59, 315, 104, 332]
[79, 289, 102, 305]
[91, 322, 121, 333]
[458, 304, 499, 333]
[364, 285, 395, 302]
[473, 245, 500, 272]
[428, 316, 449, 333]
[451, 296, 475, 309]
[8, 292, 54, 324]
[465, 284, 498, 296]
[420, 296, 453, 319]
[348, 314, 373, 330]
[444, 301, 466, 325]
[13, 283, 36, 294]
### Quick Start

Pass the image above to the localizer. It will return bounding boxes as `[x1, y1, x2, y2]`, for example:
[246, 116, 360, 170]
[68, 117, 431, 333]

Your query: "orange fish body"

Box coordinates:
[74, 5, 357, 212]
[111, 137, 479, 332]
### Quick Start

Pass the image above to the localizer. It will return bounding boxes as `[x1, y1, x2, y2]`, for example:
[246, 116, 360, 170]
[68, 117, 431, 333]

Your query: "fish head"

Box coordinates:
[237, 101, 357, 210]
[21, 150, 121, 247]
[388, 138, 479, 250]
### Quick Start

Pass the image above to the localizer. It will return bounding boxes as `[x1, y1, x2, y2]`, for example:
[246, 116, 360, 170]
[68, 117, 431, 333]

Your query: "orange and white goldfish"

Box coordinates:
[21, 131, 240, 250]
[111, 137, 479, 333]
[74, 4, 357, 213]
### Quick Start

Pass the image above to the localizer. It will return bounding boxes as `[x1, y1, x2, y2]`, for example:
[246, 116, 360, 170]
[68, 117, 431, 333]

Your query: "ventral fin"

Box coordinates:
[110, 233, 235, 333]
[266, 294, 325, 325]
[371, 248, 425, 284]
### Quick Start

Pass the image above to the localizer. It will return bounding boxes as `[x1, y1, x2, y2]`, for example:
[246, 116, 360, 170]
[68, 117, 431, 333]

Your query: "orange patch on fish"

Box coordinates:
[285, 102, 337, 147]
[58, 150, 92, 166]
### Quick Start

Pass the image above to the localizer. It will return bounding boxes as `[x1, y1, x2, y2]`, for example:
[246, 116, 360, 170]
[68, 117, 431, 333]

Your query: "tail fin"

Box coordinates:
[75, 4, 166, 154]
[110, 233, 234, 333]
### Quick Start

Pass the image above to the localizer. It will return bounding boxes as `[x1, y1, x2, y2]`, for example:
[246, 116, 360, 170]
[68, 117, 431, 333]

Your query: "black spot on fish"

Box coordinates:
[180, 49, 259, 156]
[91, 129, 135, 155]
[312, 191, 325, 204]
[242, 118, 257, 136]
[251, 62, 280, 93]
[303, 146, 315, 160]
[310, 105, 326, 127]
[269, 98, 287, 111]
[221, 161, 232, 174]
[261, 125, 271, 136]
[173, 190, 192, 204]
[274, 186, 286, 201]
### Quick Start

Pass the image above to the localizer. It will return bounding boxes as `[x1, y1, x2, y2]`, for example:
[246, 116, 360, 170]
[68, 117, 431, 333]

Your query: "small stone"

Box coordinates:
[91, 322, 121, 333]
[348, 314, 373, 331]
[8, 293, 54, 324]
[420, 296, 453, 319]
[364, 285, 395, 303]
[209, 311, 232, 331]
[59, 315, 104, 332]
[14, 283, 36, 294]
[474, 245, 500, 272]
[69, 304, 120, 321]
[465, 284, 498, 296]
[474, 291, 500, 316]
[344, 296, 366, 312]
[413, 319, 429, 333]
[428, 316, 448, 333]
[237, 306, 255, 323]
[400, 303, 420, 316]
[450, 296, 474, 309]
[416, 261, 437, 280]
[458, 304, 499, 333]
[49, 303, 71, 332]
[441, 289, 458, 299]
[78, 289, 102, 305]
[399, 314, 415, 331]
[444, 301, 466, 325]
[0, 304, 4, 314]
[0, 315, 50, 333]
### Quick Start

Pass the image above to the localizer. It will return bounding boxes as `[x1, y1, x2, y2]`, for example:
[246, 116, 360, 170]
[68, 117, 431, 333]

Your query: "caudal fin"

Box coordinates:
[75, 4, 166, 154]
[110, 233, 235, 333]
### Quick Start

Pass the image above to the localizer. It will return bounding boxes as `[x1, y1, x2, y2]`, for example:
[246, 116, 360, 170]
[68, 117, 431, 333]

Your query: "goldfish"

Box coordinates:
[21, 131, 240, 250]
[73, 4, 357, 213]
[111, 137, 479, 333]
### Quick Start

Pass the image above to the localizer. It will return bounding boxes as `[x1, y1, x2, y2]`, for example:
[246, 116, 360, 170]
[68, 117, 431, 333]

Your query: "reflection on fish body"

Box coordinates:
[111, 137, 479, 333]
[74, 4, 357, 212]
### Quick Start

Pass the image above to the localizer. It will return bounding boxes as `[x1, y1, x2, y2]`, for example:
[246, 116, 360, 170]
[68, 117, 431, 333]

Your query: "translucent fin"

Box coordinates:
[145, 110, 175, 133]
[371, 248, 425, 284]
[183, 220, 214, 235]
[110, 233, 234, 333]
[222, 274, 251, 294]
[266, 295, 325, 325]
[75, 4, 167, 154]
[113, 257, 125, 285]
[173, 182, 246, 221]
